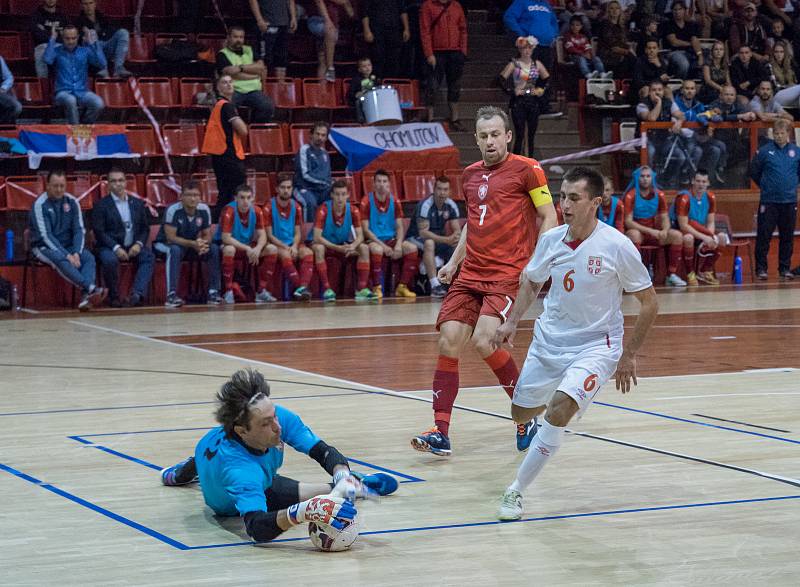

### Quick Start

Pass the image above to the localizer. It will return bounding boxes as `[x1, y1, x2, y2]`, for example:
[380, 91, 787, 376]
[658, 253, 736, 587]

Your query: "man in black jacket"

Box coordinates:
[93, 168, 154, 307]
[76, 0, 132, 78]
[31, 0, 69, 78]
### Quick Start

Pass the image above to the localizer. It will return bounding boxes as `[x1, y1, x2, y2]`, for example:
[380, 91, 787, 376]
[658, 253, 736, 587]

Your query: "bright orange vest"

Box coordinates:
[202, 98, 245, 160]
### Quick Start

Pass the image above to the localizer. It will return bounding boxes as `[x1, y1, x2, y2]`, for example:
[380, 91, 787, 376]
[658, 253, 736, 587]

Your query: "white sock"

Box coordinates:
[508, 419, 565, 493]
[430, 277, 441, 288]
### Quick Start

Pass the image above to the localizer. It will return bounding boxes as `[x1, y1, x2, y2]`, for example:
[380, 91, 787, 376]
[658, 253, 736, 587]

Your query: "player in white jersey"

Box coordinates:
[490, 167, 659, 521]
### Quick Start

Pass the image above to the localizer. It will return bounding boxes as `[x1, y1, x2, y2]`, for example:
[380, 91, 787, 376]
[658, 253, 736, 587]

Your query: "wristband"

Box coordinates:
[332, 469, 350, 485]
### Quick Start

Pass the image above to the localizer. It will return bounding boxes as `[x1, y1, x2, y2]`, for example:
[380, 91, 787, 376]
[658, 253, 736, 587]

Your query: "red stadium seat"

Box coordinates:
[197, 34, 225, 53]
[302, 78, 339, 109]
[264, 78, 303, 115]
[141, 0, 173, 17]
[247, 171, 272, 206]
[154, 33, 188, 47]
[162, 124, 203, 158]
[179, 77, 214, 109]
[3, 175, 44, 211]
[402, 170, 436, 202]
[0, 31, 24, 62]
[125, 124, 161, 157]
[8, 0, 41, 16]
[146, 174, 181, 208]
[95, 79, 136, 109]
[443, 168, 464, 200]
[97, 173, 140, 198]
[382, 78, 426, 119]
[135, 77, 176, 108]
[13, 77, 50, 114]
[361, 171, 401, 201]
[66, 174, 96, 210]
[191, 172, 218, 206]
[248, 123, 291, 156]
[331, 172, 359, 204]
[97, 0, 129, 17]
[128, 34, 156, 64]
[288, 123, 312, 151]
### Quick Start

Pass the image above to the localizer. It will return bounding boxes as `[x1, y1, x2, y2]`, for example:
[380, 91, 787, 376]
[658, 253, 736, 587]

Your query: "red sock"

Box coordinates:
[700, 250, 720, 272]
[356, 261, 370, 290]
[299, 256, 314, 287]
[432, 355, 459, 437]
[222, 256, 234, 291]
[370, 253, 383, 287]
[316, 260, 330, 290]
[400, 250, 418, 286]
[258, 254, 278, 291]
[484, 348, 519, 399]
[683, 244, 695, 274]
[668, 245, 682, 275]
[281, 256, 300, 287]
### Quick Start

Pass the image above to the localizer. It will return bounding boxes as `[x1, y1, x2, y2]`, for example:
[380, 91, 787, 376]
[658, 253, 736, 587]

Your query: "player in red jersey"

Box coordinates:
[623, 166, 687, 287]
[219, 184, 277, 304]
[598, 176, 625, 232]
[411, 105, 558, 457]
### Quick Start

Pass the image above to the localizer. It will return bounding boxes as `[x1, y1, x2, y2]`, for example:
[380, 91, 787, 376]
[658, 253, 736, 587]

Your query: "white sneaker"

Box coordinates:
[601, 71, 614, 79]
[497, 488, 523, 521]
[255, 289, 277, 304]
[666, 273, 687, 287]
[223, 290, 235, 304]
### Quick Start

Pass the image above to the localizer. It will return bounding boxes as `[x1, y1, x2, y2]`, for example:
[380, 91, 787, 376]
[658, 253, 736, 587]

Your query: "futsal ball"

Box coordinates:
[308, 515, 361, 552]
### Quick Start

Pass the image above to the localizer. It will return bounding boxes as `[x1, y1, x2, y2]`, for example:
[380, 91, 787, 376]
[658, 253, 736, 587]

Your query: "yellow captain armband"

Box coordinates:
[529, 185, 553, 208]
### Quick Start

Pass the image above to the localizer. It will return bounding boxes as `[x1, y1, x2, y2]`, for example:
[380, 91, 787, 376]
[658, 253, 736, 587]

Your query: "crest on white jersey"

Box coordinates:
[587, 256, 602, 275]
[478, 183, 489, 200]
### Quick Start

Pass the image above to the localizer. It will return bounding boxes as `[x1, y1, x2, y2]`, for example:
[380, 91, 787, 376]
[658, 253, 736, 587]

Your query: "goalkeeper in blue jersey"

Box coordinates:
[160, 368, 398, 544]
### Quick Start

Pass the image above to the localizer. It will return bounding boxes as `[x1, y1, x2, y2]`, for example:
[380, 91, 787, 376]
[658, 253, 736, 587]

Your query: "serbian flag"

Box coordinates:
[329, 123, 460, 173]
[18, 124, 139, 169]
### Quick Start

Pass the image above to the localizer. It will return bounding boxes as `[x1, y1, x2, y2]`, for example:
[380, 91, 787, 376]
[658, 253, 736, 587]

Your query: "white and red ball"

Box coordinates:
[308, 515, 361, 552]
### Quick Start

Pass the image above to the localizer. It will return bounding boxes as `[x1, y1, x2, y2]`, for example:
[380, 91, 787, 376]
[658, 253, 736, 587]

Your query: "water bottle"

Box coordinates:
[733, 256, 743, 284]
[5, 229, 13, 262]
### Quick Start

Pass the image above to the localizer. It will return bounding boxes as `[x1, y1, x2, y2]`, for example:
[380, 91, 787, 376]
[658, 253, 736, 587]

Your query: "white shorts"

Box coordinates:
[513, 338, 622, 418]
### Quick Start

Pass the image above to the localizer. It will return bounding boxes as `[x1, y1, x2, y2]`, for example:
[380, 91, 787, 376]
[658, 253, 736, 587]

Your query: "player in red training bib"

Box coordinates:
[411, 105, 558, 457]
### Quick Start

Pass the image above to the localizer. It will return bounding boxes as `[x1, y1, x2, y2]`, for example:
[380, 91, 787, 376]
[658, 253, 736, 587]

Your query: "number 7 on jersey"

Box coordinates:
[478, 204, 487, 226]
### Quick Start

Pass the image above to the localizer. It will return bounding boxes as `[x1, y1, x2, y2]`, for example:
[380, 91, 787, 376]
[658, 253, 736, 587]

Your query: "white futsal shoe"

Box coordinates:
[497, 488, 523, 521]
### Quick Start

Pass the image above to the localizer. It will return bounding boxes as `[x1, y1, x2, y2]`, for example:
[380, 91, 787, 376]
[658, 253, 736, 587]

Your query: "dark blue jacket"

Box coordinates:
[503, 0, 558, 47]
[29, 193, 85, 254]
[750, 140, 800, 204]
[92, 194, 150, 251]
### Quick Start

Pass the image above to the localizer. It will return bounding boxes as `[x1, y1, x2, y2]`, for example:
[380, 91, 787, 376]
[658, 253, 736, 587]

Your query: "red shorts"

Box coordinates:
[640, 235, 663, 248]
[436, 277, 519, 330]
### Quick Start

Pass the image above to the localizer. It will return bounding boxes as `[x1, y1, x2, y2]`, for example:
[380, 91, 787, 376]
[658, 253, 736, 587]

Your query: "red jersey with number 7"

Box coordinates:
[459, 153, 553, 282]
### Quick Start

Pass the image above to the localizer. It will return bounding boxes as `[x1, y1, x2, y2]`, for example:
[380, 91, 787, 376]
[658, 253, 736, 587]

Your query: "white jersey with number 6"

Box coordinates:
[525, 222, 652, 350]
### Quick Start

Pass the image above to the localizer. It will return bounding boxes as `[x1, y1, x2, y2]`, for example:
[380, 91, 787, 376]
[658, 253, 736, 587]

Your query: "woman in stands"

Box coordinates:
[700, 40, 731, 104]
[498, 36, 550, 157]
[597, 1, 635, 80]
[769, 41, 796, 91]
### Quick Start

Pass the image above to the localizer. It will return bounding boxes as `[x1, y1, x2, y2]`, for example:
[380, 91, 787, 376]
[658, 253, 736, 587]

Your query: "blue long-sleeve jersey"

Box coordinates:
[750, 140, 800, 204]
[29, 193, 85, 254]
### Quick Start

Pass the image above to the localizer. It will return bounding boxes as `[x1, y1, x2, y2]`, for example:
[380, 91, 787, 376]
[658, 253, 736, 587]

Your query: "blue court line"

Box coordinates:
[0, 391, 368, 418]
[0, 462, 191, 551]
[596, 402, 800, 446]
[68, 434, 424, 483]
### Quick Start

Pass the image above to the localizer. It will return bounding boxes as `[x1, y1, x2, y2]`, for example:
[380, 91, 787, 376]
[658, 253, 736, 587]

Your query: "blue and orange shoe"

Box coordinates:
[411, 426, 451, 457]
[516, 418, 539, 453]
[160, 457, 198, 486]
[351, 471, 399, 496]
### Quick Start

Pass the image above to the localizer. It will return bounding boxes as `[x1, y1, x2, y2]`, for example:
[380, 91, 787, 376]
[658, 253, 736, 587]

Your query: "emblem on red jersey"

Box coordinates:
[587, 256, 602, 275]
[478, 183, 488, 200]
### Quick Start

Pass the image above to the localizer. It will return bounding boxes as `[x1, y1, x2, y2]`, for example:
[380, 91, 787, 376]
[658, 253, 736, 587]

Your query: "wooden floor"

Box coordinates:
[2, 283, 800, 585]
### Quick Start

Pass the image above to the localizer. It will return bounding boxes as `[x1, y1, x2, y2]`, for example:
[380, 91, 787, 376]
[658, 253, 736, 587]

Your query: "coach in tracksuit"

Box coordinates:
[93, 168, 155, 307]
[29, 170, 107, 311]
[750, 119, 800, 280]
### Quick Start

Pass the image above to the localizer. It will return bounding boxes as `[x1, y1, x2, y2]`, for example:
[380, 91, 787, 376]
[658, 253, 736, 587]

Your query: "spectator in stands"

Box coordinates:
[361, 169, 418, 299]
[729, 2, 769, 60]
[633, 39, 671, 101]
[499, 36, 550, 156]
[264, 173, 314, 301]
[420, 0, 468, 129]
[597, 1, 636, 80]
[76, 0, 131, 78]
[661, 2, 703, 79]
[700, 40, 731, 103]
[29, 170, 108, 311]
[202, 75, 248, 222]
[705, 0, 732, 41]
[361, 0, 410, 79]
[700, 83, 757, 165]
[44, 25, 106, 124]
[405, 175, 460, 298]
[219, 184, 278, 304]
[623, 166, 687, 287]
[636, 80, 694, 187]
[670, 169, 724, 286]
[767, 17, 793, 57]
[0, 56, 22, 123]
[730, 44, 768, 104]
[768, 41, 796, 90]
[154, 180, 222, 308]
[750, 79, 794, 122]
[216, 26, 274, 123]
[632, 16, 661, 54]
[503, 0, 558, 70]
[32, 0, 69, 78]
[558, 0, 595, 37]
[674, 79, 725, 184]
[249, 0, 298, 81]
[347, 56, 377, 123]
[564, 15, 609, 80]
[758, 0, 791, 27]
[92, 168, 155, 308]
[598, 176, 625, 233]
[750, 118, 799, 280]
[402, 0, 426, 79]
[311, 180, 373, 301]
[307, 0, 355, 82]
[293, 120, 332, 223]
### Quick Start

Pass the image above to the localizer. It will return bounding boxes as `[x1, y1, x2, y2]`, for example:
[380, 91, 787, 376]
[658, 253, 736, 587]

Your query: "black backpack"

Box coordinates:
[154, 40, 201, 63]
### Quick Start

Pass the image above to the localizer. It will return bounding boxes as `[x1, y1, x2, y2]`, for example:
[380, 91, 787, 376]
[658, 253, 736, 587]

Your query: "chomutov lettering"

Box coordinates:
[373, 126, 442, 149]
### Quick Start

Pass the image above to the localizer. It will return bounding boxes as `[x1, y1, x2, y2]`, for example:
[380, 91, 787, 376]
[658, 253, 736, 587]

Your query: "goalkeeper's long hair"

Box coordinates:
[215, 369, 272, 434]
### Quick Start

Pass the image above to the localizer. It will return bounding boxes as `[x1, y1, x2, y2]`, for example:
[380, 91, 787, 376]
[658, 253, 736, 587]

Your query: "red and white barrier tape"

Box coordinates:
[134, 0, 143, 36]
[540, 137, 644, 166]
[0, 181, 160, 216]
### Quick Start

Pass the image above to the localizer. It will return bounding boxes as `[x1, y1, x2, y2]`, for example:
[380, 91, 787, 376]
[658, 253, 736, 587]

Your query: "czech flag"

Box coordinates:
[18, 124, 139, 169]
